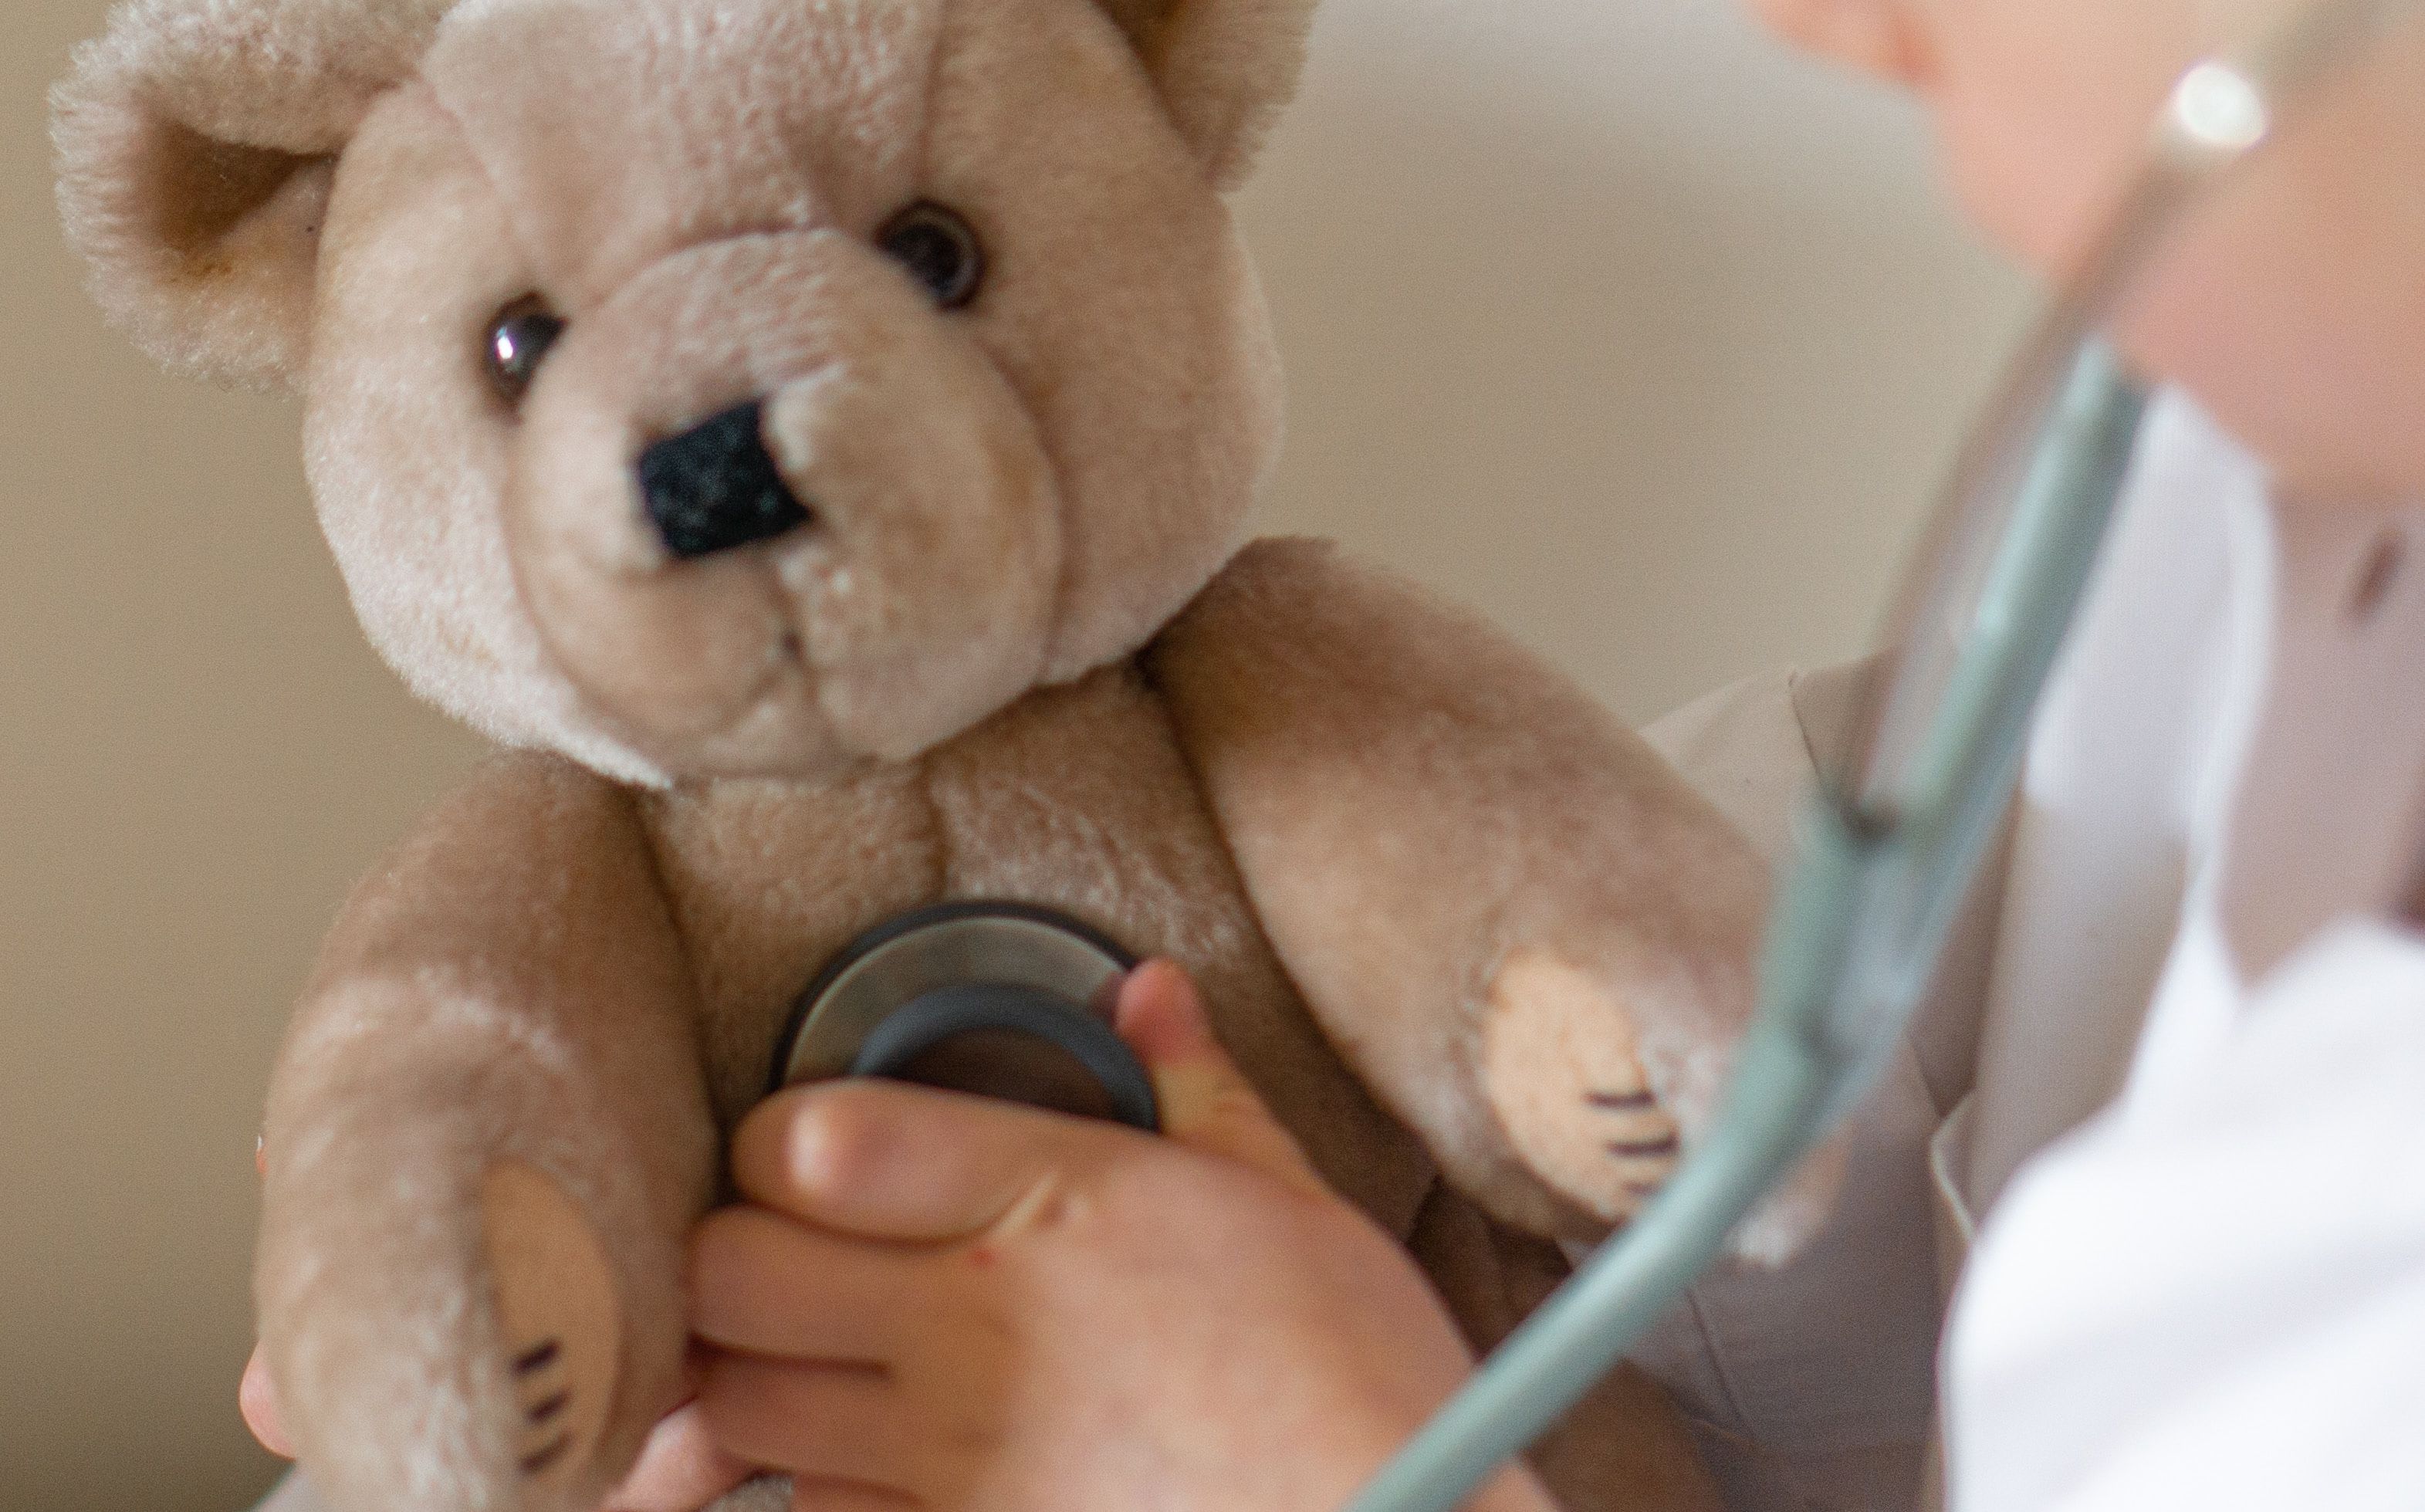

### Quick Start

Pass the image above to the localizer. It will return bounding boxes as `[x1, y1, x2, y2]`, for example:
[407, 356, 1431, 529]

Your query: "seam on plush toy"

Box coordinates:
[914, 746, 958, 900]
[624, 786, 719, 1028]
[418, 74, 551, 308]
[911, 0, 954, 200]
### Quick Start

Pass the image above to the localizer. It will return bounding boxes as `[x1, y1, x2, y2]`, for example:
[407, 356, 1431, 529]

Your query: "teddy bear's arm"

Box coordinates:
[1155, 538, 1837, 1256]
[255, 752, 715, 1512]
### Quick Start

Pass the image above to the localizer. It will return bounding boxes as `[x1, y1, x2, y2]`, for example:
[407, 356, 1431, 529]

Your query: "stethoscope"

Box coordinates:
[769, 902, 1161, 1132]
[1351, 5, 2421, 1509]
[766, 4, 2420, 1508]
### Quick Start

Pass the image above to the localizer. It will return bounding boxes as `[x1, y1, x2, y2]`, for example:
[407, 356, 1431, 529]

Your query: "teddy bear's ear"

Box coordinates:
[52, 0, 458, 390]
[1096, 0, 1318, 191]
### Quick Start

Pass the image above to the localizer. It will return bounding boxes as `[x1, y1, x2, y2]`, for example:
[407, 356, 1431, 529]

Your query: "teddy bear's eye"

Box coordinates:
[878, 201, 986, 310]
[484, 295, 568, 406]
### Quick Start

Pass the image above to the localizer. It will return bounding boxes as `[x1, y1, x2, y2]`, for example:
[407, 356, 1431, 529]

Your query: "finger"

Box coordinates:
[688, 1208, 925, 1361]
[696, 1354, 911, 1493]
[239, 1341, 294, 1459]
[731, 1081, 1089, 1243]
[601, 1398, 757, 1512]
[1115, 960, 1326, 1196]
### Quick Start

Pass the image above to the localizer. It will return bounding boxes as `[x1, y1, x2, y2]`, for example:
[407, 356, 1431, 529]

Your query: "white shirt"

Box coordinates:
[1638, 392, 2425, 1510]
[1941, 395, 2425, 1507]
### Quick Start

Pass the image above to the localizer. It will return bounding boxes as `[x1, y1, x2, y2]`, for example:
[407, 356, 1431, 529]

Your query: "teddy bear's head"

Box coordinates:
[58, 0, 1307, 783]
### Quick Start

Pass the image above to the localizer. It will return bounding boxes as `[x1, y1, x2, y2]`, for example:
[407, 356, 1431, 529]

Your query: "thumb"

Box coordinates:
[1115, 960, 1327, 1197]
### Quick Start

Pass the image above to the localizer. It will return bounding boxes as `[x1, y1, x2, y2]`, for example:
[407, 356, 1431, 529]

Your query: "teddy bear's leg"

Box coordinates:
[258, 971, 715, 1512]
[1156, 540, 1845, 1257]
[255, 757, 715, 1512]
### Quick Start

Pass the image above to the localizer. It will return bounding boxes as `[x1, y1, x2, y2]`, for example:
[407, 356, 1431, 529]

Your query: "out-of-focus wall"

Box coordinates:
[1243, 0, 2029, 720]
[0, 0, 2025, 1506]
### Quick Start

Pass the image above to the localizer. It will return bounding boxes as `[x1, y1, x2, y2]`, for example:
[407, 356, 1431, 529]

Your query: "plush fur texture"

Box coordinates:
[1155, 540, 1841, 1254]
[56, 0, 1825, 1507]
[52, 0, 458, 385]
[1096, 0, 1319, 189]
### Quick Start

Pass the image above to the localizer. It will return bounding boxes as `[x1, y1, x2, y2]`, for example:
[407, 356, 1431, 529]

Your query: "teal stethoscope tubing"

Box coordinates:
[1344, 4, 2420, 1510]
[1346, 340, 2145, 1512]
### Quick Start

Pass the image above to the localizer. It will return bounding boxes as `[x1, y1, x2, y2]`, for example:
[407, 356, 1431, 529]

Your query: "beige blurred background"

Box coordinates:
[0, 0, 2026, 1505]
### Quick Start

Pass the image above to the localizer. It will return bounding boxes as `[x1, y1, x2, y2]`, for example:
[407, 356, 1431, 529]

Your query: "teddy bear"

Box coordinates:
[53, 0, 1836, 1507]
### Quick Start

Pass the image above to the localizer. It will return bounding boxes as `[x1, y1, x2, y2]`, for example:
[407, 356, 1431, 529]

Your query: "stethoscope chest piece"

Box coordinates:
[769, 903, 1160, 1132]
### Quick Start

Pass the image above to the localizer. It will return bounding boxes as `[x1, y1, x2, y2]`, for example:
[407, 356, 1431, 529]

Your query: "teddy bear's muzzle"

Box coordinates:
[502, 229, 1066, 780]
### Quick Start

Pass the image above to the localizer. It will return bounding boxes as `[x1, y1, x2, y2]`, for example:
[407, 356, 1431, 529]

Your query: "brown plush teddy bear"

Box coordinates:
[55, 1, 1834, 1508]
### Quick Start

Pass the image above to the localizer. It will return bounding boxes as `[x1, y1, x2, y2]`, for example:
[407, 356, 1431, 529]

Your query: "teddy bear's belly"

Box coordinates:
[638, 661, 1436, 1229]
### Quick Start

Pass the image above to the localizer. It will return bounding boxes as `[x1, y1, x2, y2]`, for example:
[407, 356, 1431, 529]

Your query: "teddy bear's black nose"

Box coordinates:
[637, 401, 813, 561]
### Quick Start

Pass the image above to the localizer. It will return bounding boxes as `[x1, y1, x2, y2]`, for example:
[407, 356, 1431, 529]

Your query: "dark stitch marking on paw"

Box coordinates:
[1625, 1179, 1666, 1199]
[513, 1339, 561, 1376]
[1586, 1091, 1656, 1110]
[2350, 529, 2404, 624]
[519, 1432, 573, 1477]
[527, 1388, 572, 1426]
[1607, 1135, 1680, 1159]
[806, 1358, 895, 1382]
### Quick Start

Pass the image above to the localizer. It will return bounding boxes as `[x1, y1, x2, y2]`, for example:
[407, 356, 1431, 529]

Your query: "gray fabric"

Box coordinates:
[249, 1471, 323, 1512]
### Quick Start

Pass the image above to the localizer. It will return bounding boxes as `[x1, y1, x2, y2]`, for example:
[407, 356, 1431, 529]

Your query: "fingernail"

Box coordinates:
[1116, 961, 1210, 1064]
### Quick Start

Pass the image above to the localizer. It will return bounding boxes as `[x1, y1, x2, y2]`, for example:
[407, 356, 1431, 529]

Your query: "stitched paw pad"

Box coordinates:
[1480, 949, 1682, 1223]
[482, 1162, 621, 1502]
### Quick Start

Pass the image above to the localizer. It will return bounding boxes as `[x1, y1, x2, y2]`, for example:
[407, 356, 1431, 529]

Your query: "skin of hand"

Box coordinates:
[684, 960, 1559, 1512]
[1752, 0, 2425, 499]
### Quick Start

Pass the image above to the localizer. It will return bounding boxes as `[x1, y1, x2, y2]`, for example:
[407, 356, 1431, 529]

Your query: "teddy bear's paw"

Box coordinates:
[1479, 949, 1683, 1225]
[482, 1162, 623, 1502]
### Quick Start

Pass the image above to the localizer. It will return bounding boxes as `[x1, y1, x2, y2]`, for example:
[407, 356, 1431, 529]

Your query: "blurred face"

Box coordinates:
[1754, 0, 2425, 496]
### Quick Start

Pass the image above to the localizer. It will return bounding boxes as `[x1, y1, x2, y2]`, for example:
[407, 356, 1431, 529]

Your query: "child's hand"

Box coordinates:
[687, 960, 1557, 1512]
